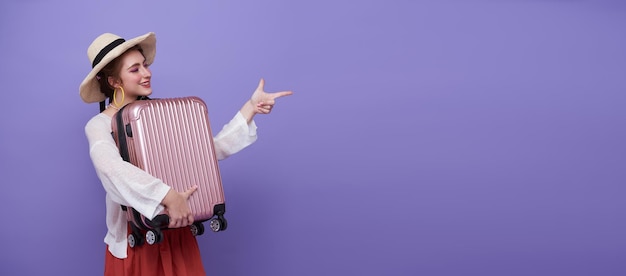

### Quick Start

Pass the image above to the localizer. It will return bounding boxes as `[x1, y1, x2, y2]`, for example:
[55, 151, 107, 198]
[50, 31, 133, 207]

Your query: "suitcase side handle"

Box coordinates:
[114, 105, 131, 162]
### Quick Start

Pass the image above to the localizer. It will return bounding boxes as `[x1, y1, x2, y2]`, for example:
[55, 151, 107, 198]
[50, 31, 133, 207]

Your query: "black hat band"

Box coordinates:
[92, 38, 126, 68]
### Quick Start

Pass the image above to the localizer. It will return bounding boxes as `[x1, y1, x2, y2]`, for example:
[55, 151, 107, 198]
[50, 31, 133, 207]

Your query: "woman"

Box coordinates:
[80, 32, 292, 275]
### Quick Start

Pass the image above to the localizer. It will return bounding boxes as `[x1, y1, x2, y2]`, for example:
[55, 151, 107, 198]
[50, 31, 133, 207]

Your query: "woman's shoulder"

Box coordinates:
[85, 113, 111, 132]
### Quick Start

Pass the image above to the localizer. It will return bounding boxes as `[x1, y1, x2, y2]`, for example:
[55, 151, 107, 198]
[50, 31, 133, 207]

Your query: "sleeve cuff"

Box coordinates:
[146, 184, 171, 220]
[235, 111, 257, 136]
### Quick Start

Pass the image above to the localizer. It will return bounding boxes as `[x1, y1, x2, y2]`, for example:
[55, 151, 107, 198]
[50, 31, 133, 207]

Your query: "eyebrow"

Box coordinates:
[126, 59, 147, 70]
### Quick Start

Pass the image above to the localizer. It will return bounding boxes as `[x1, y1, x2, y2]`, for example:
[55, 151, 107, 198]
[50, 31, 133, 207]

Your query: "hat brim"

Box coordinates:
[79, 32, 156, 103]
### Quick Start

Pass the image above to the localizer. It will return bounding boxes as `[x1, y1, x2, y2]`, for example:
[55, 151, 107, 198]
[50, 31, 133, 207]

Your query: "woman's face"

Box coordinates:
[112, 49, 152, 99]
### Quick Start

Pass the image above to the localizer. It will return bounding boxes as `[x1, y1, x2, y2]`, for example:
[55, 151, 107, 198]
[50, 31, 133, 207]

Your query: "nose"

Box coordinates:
[141, 66, 152, 78]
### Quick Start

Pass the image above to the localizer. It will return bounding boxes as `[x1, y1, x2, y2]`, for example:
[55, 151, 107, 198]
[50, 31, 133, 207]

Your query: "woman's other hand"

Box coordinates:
[240, 78, 293, 122]
[250, 78, 293, 114]
[161, 185, 198, 228]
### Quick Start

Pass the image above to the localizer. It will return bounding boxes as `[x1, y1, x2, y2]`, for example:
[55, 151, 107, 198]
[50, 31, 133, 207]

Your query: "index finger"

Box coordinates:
[270, 90, 294, 100]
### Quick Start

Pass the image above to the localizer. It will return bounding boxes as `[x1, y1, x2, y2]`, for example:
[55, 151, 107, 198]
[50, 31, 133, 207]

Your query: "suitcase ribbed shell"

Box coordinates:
[112, 96, 224, 224]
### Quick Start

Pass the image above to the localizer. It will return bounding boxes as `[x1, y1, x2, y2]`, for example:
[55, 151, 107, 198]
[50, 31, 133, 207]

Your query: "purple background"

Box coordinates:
[1, 0, 625, 275]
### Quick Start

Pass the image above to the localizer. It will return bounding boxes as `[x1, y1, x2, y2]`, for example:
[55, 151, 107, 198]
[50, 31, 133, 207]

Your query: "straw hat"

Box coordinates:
[79, 32, 156, 103]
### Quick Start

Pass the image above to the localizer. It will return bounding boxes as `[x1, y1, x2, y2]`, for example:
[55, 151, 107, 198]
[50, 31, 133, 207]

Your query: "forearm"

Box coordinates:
[94, 156, 171, 218]
[239, 99, 256, 124]
[213, 111, 258, 160]
[86, 116, 170, 219]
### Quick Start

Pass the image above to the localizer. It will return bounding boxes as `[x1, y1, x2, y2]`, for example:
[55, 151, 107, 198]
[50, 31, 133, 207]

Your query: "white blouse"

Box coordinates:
[85, 111, 257, 259]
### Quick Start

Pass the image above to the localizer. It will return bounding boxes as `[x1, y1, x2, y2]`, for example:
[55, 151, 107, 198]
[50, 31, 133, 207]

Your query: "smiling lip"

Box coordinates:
[141, 81, 151, 88]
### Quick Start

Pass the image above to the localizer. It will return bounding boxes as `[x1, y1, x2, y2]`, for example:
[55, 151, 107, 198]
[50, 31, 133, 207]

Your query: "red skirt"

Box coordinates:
[104, 224, 206, 276]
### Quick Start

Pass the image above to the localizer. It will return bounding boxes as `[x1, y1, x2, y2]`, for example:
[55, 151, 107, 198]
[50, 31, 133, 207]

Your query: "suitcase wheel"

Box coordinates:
[209, 217, 227, 232]
[128, 234, 136, 248]
[218, 215, 228, 231]
[128, 232, 144, 248]
[220, 217, 228, 231]
[145, 229, 163, 245]
[190, 222, 205, 236]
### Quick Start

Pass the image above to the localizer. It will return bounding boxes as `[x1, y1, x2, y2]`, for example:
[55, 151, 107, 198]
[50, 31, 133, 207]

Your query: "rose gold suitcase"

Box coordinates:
[111, 96, 227, 247]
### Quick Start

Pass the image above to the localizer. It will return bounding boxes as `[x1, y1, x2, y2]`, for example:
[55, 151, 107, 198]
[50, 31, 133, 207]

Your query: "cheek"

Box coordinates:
[121, 73, 140, 84]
